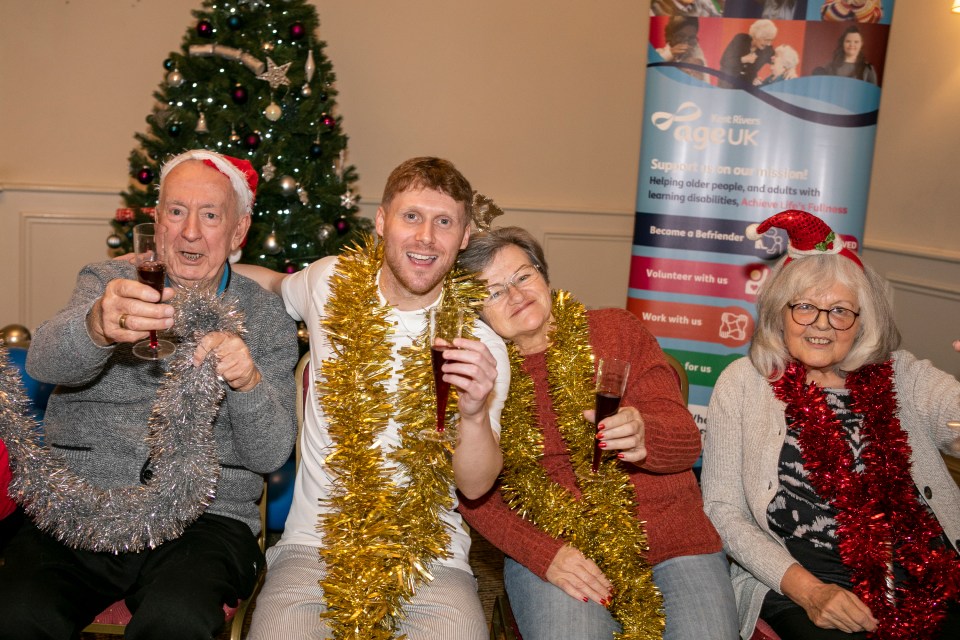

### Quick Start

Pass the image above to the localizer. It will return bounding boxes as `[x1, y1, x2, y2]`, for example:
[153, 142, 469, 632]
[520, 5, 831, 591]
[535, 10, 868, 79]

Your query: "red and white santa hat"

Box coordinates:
[160, 150, 258, 215]
[746, 209, 862, 269]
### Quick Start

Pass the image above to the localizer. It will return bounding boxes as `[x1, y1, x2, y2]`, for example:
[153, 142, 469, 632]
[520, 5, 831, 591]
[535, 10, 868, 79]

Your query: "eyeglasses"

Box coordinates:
[484, 265, 541, 306]
[787, 303, 860, 331]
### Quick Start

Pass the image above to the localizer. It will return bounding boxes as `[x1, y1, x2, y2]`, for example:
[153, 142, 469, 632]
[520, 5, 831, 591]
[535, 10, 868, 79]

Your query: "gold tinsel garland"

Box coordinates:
[316, 235, 486, 639]
[499, 290, 665, 640]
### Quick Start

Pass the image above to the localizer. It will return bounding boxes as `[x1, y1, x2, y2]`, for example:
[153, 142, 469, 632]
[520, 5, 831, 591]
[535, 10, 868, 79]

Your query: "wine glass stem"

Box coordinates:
[148, 330, 159, 350]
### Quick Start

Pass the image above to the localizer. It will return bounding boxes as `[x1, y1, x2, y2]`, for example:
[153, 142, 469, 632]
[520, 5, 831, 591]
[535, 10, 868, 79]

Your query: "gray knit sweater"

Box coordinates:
[26, 260, 298, 536]
[702, 353, 960, 638]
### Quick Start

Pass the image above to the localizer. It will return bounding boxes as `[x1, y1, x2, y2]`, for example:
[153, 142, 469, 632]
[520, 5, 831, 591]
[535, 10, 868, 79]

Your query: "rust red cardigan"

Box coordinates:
[459, 308, 721, 579]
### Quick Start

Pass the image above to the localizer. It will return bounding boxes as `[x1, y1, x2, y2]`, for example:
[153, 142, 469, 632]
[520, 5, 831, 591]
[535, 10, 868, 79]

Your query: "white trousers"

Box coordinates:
[248, 544, 488, 640]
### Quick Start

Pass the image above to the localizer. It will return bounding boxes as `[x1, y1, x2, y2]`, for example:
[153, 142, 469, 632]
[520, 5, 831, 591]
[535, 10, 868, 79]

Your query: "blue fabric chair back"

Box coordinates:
[6, 347, 55, 421]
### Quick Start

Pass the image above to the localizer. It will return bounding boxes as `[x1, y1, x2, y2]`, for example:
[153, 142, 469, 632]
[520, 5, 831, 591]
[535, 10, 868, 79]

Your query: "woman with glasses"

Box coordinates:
[457, 226, 738, 640]
[702, 210, 960, 640]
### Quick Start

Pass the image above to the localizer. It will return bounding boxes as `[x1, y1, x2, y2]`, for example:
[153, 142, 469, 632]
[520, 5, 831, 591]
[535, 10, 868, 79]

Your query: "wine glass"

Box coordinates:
[592, 357, 630, 472]
[427, 307, 465, 437]
[132, 223, 175, 360]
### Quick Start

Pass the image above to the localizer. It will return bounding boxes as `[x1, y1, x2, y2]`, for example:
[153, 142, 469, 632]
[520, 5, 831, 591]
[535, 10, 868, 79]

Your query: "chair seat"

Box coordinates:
[90, 600, 239, 625]
[751, 618, 782, 640]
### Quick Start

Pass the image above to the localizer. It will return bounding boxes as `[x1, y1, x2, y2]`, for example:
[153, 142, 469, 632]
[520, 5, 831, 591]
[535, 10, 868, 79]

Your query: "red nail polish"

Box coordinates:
[597, 423, 605, 431]
[582, 597, 589, 603]
[598, 442, 607, 449]
[616, 453, 624, 459]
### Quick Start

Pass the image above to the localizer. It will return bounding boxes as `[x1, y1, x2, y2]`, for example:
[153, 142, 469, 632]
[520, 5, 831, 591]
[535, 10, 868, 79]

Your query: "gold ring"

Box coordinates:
[119, 314, 128, 330]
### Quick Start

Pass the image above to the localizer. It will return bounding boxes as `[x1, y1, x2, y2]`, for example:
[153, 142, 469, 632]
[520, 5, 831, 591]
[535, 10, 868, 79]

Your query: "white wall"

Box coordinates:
[2, 1, 959, 376]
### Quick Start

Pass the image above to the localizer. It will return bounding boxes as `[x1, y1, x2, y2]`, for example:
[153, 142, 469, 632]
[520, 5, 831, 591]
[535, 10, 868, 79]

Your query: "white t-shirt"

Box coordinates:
[276, 255, 510, 573]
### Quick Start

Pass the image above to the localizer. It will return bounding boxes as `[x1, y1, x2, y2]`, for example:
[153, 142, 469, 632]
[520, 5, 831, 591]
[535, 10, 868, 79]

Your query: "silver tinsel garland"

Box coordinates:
[0, 287, 244, 553]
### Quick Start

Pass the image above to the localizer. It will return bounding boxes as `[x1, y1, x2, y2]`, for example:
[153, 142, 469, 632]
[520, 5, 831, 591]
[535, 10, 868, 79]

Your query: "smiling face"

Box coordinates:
[782, 281, 860, 387]
[374, 187, 469, 310]
[478, 244, 553, 355]
[843, 32, 863, 62]
[157, 160, 250, 289]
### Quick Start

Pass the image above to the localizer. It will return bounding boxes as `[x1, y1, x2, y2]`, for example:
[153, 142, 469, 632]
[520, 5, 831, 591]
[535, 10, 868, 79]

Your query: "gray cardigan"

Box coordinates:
[26, 260, 298, 536]
[702, 353, 960, 638]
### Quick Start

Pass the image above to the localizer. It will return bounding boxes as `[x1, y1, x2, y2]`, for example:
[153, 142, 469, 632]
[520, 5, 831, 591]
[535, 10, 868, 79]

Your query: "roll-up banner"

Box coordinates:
[630, 1, 895, 429]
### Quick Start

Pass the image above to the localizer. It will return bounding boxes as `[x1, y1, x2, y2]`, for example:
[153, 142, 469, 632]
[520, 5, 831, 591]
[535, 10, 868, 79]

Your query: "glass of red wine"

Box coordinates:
[427, 307, 464, 438]
[592, 357, 630, 472]
[132, 223, 175, 360]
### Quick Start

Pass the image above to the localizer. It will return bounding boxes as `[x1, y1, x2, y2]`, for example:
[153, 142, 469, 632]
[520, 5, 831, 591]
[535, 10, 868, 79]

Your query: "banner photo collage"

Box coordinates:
[630, 0, 895, 427]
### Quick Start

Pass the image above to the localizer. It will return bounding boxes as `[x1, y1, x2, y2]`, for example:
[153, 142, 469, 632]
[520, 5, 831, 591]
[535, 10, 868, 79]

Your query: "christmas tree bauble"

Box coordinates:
[231, 85, 248, 104]
[136, 167, 155, 184]
[265, 103, 282, 121]
[279, 176, 297, 195]
[227, 15, 243, 30]
[335, 218, 350, 235]
[163, 58, 175, 70]
[309, 143, 323, 158]
[263, 232, 282, 255]
[243, 132, 261, 150]
[106, 234, 123, 249]
[196, 20, 214, 37]
[289, 22, 306, 40]
[317, 223, 335, 242]
[168, 123, 182, 137]
[166, 70, 185, 88]
[0, 324, 31, 347]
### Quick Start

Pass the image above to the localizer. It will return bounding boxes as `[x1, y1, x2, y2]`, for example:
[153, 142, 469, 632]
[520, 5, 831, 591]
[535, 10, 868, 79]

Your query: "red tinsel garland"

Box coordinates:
[771, 361, 960, 639]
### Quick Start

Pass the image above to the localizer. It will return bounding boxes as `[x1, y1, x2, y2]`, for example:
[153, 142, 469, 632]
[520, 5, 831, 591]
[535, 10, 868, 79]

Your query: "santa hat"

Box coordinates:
[746, 209, 863, 269]
[160, 150, 258, 215]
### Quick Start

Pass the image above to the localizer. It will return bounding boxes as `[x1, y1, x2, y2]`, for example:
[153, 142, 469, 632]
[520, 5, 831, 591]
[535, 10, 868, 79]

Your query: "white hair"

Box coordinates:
[775, 44, 800, 71]
[159, 150, 254, 216]
[749, 19, 777, 41]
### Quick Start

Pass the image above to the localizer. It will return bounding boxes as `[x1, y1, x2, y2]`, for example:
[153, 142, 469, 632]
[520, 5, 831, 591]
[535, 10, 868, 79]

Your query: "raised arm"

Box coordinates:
[230, 262, 288, 296]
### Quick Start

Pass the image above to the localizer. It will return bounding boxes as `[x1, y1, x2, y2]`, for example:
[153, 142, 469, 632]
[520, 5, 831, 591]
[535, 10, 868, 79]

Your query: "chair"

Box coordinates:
[263, 350, 310, 534]
[82, 480, 269, 639]
[662, 351, 689, 405]
[751, 618, 782, 640]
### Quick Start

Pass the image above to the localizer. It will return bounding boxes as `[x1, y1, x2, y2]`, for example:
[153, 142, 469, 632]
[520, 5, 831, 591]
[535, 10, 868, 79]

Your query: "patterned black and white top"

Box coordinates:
[761, 389, 858, 617]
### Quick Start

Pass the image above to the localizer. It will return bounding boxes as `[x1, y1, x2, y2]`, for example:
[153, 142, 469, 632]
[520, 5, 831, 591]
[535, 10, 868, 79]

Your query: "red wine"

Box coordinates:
[431, 346, 452, 432]
[592, 392, 622, 472]
[137, 261, 166, 294]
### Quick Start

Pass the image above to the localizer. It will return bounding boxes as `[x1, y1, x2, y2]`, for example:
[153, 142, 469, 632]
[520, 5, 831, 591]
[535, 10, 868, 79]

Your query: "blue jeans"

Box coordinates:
[504, 551, 738, 640]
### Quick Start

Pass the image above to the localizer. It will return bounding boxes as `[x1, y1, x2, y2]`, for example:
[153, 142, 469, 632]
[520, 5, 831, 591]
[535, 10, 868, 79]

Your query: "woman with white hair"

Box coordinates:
[702, 210, 960, 639]
[758, 44, 800, 85]
[719, 19, 778, 88]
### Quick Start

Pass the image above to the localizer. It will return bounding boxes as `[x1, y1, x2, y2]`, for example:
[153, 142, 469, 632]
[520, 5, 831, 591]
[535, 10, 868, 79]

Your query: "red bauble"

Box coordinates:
[243, 132, 261, 150]
[335, 218, 350, 235]
[289, 22, 306, 40]
[283, 262, 297, 274]
[196, 20, 214, 38]
[231, 85, 249, 104]
[136, 167, 154, 185]
[322, 114, 335, 129]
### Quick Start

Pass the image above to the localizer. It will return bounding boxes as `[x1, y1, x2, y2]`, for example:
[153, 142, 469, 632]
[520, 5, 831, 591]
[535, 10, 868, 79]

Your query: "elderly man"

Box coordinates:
[240, 157, 509, 640]
[0, 150, 298, 640]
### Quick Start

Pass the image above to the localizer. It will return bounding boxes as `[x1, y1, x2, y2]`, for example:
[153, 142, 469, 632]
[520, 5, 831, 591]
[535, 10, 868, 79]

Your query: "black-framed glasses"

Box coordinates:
[787, 303, 860, 331]
[484, 265, 541, 306]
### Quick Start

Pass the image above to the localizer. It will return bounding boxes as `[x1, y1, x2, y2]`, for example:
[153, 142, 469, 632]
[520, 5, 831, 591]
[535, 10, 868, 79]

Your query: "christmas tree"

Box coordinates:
[107, 0, 369, 272]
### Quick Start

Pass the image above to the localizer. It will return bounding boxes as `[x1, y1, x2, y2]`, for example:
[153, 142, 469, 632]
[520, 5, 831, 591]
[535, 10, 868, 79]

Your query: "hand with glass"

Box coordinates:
[428, 307, 464, 436]
[85, 231, 176, 353]
[132, 223, 176, 359]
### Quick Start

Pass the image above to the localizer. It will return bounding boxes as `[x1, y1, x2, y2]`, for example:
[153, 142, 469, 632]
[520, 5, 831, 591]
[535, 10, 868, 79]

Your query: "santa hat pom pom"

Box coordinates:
[745, 223, 762, 241]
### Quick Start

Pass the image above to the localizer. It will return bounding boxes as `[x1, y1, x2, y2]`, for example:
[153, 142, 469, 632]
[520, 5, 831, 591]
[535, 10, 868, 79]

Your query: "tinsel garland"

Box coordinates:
[772, 361, 960, 639]
[316, 235, 487, 639]
[498, 290, 664, 640]
[0, 287, 241, 553]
